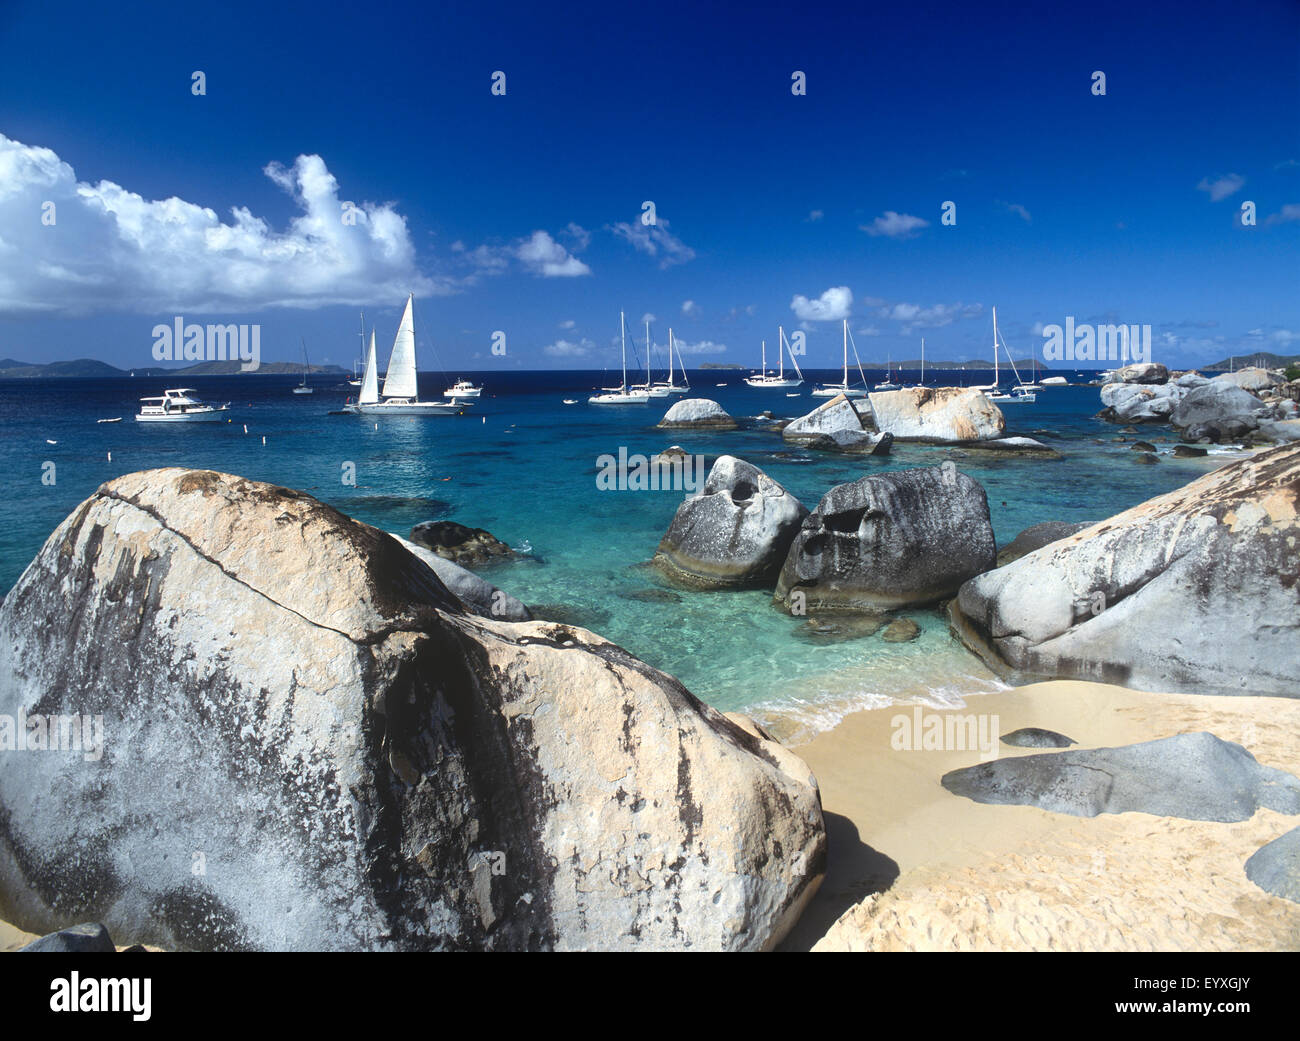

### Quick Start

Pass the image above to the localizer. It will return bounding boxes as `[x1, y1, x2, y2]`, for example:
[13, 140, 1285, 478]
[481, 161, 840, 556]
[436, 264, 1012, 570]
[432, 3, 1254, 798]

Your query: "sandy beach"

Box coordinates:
[780, 680, 1300, 951]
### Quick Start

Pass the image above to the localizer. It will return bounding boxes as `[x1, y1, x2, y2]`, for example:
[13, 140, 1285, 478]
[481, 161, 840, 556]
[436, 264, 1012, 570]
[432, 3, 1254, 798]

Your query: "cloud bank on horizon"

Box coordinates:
[0, 133, 451, 314]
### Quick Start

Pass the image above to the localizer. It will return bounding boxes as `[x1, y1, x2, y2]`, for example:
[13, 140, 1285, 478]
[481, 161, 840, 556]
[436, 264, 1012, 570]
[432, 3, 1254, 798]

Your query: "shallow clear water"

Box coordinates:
[0, 370, 1234, 736]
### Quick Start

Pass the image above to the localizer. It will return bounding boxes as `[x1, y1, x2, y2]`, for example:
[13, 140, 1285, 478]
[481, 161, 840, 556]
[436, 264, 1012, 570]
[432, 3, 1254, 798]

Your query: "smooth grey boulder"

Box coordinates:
[865, 387, 1005, 442]
[951, 443, 1300, 697]
[653, 456, 808, 589]
[20, 922, 116, 953]
[996, 521, 1094, 567]
[774, 465, 996, 612]
[1171, 381, 1266, 442]
[1110, 363, 1170, 384]
[0, 469, 825, 952]
[1099, 382, 1185, 423]
[943, 732, 1300, 821]
[1244, 826, 1300, 904]
[1256, 419, 1300, 444]
[1215, 367, 1284, 393]
[804, 429, 893, 455]
[1001, 727, 1076, 748]
[782, 394, 865, 444]
[1174, 371, 1211, 389]
[658, 398, 737, 430]
[393, 535, 531, 621]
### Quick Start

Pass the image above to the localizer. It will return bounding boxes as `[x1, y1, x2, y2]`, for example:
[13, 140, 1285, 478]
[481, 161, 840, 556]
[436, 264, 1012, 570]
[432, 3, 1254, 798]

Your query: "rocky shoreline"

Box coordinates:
[3, 390, 1297, 951]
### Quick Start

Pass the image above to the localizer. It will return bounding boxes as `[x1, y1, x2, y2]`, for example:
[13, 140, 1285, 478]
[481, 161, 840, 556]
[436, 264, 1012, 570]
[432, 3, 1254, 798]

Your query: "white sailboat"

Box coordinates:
[813, 319, 869, 397]
[349, 295, 465, 415]
[293, 338, 314, 394]
[874, 350, 900, 391]
[970, 307, 1006, 396]
[972, 307, 1034, 402]
[633, 319, 671, 397]
[650, 328, 690, 394]
[745, 326, 804, 388]
[590, 311, 649, 404]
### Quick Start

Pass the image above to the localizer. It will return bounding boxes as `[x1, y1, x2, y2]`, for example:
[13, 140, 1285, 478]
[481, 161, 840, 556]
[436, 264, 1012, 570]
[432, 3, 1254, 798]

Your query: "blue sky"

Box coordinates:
[1, 0, 1297, 371]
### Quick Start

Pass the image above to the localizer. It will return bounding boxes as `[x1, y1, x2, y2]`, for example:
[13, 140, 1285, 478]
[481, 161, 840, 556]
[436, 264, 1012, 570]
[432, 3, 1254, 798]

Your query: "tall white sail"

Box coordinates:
[382, 294, 419, 399]
[359, 330, 379, 404]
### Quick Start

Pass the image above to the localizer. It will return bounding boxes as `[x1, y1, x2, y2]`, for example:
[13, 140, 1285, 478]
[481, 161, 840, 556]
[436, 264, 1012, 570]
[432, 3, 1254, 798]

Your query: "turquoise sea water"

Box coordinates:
[0, 370, 1237, 739]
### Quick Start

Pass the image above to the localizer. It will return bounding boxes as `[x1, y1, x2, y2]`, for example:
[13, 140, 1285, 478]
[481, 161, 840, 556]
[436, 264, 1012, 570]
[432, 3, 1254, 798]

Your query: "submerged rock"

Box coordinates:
[653, 456, 808, 589]
[658, 398, 737, 430]
[410, 519, 515, 566]
[950, 443, 1300, 697]
[0, 469, 825, 951]
[774, 465, 996, 612]
[942, 732, 1300, 822]
[866, 387, 1005, 442]
[880, 618, 921, 643]
[793, 614, 889, 643]
[804, 429, 894, 456]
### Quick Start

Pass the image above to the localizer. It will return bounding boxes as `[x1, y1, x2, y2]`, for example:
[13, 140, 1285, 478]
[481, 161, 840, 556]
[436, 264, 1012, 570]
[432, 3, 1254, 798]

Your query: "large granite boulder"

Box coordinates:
[950, 443, 1300, 697]
[781, 395, 865, 444]
[1215, 367, 1285, 394]
[774, 465, 997, 612]
[942, 732, 1300, 822]
[0, 469, 825, 951]
[653, 456, 808, 589]
[1098, 382, 1185, 423]
[658, 398, 737, 430]
[865, 387, 1005, 442]
[1170, 381, 1266, 442]
[1110, 363, 1170, 384]
[394, 535, 531, 621]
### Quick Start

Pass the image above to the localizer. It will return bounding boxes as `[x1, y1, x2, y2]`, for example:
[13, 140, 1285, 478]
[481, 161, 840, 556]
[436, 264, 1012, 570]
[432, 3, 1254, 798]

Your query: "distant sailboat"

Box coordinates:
[348, 313, 365, 387]
[651, 328, 690, 395]
[293, 338, 314, 394]
[634, 319, 671, 397]
[745, 326, 804, 388]
[874, 350, 901, 391]
[590, 311, 649, 404]
[348, 295, 465, 415]
[813, 320, 869, 397]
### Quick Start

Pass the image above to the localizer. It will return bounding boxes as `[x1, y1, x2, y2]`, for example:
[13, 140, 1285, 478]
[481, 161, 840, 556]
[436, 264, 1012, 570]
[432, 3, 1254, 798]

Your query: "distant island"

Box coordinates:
[1202, 351, 1298, 372]
[698, 362, 744, 370]
[0, 358, 349, 379]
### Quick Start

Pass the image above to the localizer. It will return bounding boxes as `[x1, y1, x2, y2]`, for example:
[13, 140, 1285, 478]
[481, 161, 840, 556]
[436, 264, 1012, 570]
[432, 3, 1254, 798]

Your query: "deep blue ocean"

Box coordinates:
[0, 368, 1235, 739]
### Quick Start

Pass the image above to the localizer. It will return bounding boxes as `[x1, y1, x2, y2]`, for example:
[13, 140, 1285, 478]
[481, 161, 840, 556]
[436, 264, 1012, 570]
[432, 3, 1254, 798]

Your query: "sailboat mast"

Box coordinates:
[620, 310, 628, 390]
[921, 337, 925, 384]
[761, 338, 767, 375]
[668, 328, 675, 386]
[645, 319, 652, 383]
[992, 306, 1000, 385]
[778, 331, 784, 379]
[842, 319, 849, 385]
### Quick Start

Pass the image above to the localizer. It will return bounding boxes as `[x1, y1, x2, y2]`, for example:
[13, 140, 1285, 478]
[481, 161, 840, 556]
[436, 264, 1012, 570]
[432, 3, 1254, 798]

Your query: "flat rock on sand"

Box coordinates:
[941, 731, 1300, 821]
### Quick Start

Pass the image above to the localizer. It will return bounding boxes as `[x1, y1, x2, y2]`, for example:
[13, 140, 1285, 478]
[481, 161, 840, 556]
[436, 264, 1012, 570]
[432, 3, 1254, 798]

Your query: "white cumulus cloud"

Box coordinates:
[610, 217, 696, 268]
[860, 211, 930, 238]
[791, 286, 852, 322]
[515, 230, 591, 277]
[1197, 173, 1245, 201]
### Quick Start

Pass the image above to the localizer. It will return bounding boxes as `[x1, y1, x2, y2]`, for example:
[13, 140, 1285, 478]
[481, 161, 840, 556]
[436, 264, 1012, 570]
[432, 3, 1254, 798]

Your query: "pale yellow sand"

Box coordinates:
[1, 919, 37, 952]
[780, 680, 1300, 951]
